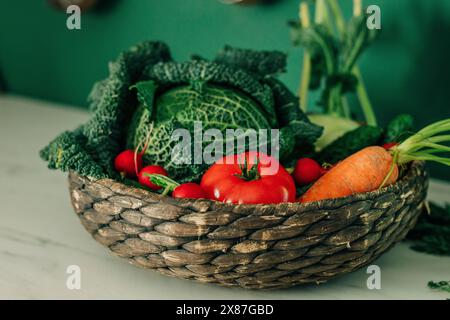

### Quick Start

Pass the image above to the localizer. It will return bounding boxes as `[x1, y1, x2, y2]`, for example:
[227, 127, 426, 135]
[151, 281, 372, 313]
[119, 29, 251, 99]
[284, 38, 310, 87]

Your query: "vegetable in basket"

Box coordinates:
[200, 151, 296, 204]
[313, 119, 416, 165]
[40, 42, 323, 183]
[114, 149, 143, 178]
[293, 158, 325, 186]
[300, 119, 450, 203]
[172, 183, 207, 199]
[144, 173, 207, 199]
[138, 165, 168, 190]
[127, 46, 324, 183]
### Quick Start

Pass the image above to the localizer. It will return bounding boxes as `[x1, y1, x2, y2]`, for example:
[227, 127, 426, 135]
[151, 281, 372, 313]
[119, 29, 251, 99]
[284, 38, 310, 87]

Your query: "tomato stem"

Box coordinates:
[235, 155, 261, 181]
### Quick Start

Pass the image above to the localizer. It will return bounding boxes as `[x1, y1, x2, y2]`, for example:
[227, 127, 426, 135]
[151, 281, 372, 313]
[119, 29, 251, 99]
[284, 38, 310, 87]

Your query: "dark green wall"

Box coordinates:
[1, 0, 449, 180]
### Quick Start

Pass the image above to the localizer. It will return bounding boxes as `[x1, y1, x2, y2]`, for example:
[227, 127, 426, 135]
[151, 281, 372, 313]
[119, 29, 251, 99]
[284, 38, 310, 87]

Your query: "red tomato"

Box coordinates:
[138, 165, 168, 190]
[172, 183, 207, 199]
[114, 150, 142, 178]
[200, 151, 296, 204]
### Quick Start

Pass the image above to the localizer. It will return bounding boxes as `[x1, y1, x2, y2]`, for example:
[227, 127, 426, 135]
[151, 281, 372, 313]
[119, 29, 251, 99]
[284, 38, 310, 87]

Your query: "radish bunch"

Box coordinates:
[114, 149, 206, 199]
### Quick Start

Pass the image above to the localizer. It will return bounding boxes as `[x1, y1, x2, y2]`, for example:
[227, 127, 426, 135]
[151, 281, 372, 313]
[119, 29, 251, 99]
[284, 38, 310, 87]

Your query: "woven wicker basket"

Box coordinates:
[68, 161, 428, 290]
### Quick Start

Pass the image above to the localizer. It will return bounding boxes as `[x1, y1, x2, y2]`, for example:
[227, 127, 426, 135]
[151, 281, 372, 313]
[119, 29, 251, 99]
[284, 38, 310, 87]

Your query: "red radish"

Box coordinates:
[114, 150, 142, 178]
[138, 165, 168, 190]
[172, 183, 207, 199]
[115, 126, 153, 178]
[382, 142, 398, 150]
[293, 158, 323, 186]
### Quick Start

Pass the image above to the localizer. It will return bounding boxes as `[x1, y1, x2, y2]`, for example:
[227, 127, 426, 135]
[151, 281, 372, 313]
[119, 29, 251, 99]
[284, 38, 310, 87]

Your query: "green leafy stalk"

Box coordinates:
[379, 119, 450, 191]
[299, 1, 312, 111]
[144, 173, 180, 195]
[291, 0, 379, 124]
[328, 83, 344, 116]
[301, 26, 336, 75]
[315, 0, 328, 26]
[395, 119, 450, 166]
[353, 0, 362, 17]
[326, 0, 346, 37]
[306, 1, 340, 116]
[342, 19, 370, 73]
[300, 54, 312, 112]
[325, 0, 378, 126]
[354, 68, 377, 126]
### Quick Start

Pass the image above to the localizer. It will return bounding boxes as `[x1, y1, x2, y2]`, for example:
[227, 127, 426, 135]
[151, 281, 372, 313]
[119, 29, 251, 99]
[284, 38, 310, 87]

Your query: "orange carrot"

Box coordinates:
[300, 146, 398, 203]
[300, 118, 450, 203]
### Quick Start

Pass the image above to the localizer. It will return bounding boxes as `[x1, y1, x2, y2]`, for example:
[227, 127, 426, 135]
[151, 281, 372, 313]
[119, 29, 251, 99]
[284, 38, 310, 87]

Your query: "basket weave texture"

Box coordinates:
[69, 162, 428, 289]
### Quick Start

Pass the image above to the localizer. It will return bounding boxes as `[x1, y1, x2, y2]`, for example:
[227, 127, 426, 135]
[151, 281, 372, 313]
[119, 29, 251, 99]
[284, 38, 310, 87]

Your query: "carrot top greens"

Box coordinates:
[395, 119, 450, 166]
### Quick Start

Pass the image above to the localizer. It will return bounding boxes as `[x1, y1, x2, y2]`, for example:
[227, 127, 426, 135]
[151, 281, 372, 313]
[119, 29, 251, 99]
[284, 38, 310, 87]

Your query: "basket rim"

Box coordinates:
[74, 161, 425, 212]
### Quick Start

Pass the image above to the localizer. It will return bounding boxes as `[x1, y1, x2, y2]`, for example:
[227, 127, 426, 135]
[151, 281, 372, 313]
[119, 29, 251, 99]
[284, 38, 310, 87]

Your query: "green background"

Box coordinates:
[1, 0, 449, 180]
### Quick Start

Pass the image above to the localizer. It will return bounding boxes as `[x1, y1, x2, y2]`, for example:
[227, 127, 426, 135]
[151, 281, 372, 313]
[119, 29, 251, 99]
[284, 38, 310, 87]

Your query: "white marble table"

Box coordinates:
[0, 95, 449, 300]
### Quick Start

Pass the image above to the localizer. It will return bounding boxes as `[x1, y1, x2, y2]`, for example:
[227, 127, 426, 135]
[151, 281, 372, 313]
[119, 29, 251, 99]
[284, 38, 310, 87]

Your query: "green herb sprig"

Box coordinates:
[144, 173, 180, 195]
[428, 281, 450, 293]
[407, 201, 450, 256]
[290, 0, 378, 126]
